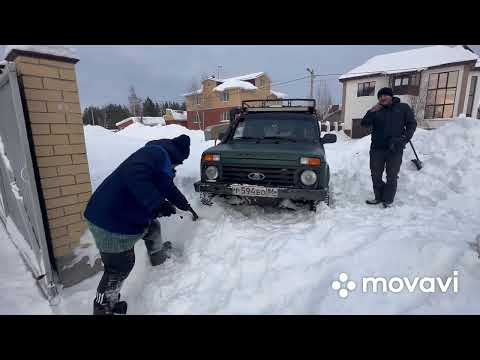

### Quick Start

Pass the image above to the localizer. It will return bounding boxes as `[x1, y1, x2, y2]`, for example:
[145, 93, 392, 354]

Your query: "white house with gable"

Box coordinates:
[339, 45, 480, 138]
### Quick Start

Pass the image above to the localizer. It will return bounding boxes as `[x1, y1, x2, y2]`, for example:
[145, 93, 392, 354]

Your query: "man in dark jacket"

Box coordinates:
[84, 134, 192, 315]
[361, 87, 417, 208]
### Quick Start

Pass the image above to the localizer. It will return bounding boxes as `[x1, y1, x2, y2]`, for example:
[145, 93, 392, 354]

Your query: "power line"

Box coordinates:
[148, 65, 426, 104]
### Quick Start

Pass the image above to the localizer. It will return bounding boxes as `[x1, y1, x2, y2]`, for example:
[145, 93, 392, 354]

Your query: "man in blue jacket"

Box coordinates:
[84, 134, 192, 315]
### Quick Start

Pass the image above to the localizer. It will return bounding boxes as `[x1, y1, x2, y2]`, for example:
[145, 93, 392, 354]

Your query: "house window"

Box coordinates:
[357, 81, 376, 97]
[392, 73, 420, 95]
[425, 71, 459, 119]
[466, 76, 478, 117]
[193, 113, 201, 124]
[223, 91, 229, 102]
[195, 95, 201, 105]
[220, 111, 229, 122]
[259, 78, 265, 88]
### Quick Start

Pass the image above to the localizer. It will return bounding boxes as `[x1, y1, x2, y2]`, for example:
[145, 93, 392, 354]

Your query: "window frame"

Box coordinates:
[357, 81, 376, 97]
[223, 90, 229, 102]
[424, 71, 459, 119]
[466, 76, 478, 117]
[391, 73, 420, 95]
[220, 111, 229, 122]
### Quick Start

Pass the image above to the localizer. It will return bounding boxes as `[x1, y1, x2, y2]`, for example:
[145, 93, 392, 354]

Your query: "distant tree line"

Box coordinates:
[82, 97, 186, 129]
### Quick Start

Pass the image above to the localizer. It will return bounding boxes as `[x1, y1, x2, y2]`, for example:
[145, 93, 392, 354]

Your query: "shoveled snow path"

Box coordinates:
[56, 121, 480, 314]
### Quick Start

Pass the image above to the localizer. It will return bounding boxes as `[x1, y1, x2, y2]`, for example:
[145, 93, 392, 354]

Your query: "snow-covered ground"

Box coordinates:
[2, 119, 480, 314]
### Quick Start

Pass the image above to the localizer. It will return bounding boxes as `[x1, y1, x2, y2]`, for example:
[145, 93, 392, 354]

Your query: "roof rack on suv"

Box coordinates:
[241, 99, 316, 113]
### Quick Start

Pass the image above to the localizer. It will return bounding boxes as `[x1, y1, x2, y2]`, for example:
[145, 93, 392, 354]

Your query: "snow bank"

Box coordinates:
[5, 118, 480, 314]
[56, 119, 478, 314]
[84, 124, 214, 189]
[3, 45, 78, 60]
[340, 45, 479, 79]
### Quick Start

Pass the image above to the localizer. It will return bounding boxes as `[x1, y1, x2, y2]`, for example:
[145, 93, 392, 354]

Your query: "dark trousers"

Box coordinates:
[95, 219, 163, 306]
[96, 249, 135, 306]
[369, 148, 403, 203]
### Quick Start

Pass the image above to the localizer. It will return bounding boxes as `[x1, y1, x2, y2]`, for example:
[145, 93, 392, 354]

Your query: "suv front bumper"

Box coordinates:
[194, 181, 328, 202]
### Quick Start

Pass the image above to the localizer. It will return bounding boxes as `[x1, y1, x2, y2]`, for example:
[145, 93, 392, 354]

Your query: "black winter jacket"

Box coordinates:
[361, 97, 417, 150]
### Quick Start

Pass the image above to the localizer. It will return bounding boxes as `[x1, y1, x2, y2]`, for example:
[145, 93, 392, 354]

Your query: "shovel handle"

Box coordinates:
[187, 206, 199, 221]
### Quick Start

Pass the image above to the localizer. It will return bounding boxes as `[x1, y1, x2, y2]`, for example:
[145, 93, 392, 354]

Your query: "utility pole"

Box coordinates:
[217, 65, 223, 79]
[90, 108, 95, 126]
[306, 68, 315, 99]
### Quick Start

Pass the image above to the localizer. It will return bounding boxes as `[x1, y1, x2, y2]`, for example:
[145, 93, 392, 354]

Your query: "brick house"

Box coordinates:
[339, 45, 480, 138]
[183, 72, 287, 130]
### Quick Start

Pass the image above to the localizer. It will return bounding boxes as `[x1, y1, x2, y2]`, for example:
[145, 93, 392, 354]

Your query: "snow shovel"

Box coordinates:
[409, 140, 423, 170]
[179, 205, 199, 221]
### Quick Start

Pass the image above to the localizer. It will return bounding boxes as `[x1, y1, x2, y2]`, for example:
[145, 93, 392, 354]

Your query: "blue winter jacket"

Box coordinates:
[84, 139, 190, 235]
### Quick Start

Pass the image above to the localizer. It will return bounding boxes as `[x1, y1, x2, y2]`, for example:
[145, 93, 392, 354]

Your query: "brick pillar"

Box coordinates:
[6, 49, 100, 287]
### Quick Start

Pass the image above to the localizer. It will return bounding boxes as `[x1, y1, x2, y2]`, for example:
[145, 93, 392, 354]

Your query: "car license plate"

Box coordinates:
[230, 185, 278, 198]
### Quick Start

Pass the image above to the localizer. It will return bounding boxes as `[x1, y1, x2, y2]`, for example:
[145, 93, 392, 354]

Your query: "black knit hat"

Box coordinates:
[377, 87, 394, 99]
[171, 135, 191, 164]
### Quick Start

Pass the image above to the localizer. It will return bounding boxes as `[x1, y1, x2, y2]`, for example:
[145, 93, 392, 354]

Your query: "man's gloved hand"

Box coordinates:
[157, 201, 176, 217]
[370, 103, 383, 112]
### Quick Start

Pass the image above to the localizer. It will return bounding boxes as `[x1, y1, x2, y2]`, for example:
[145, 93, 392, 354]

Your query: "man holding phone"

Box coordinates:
[361, 87, 417, 208]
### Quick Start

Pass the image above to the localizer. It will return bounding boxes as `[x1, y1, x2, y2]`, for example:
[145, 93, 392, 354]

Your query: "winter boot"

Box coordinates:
[149, 241, 172, 266]
[366, 199, 382, 205]
[382, 202, 393, 208]
[93, 293, 128, 315]
[93, 293, 112, 315]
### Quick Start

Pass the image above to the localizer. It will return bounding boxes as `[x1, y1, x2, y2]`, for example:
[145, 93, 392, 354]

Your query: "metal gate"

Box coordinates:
[0, 62, 57, 302]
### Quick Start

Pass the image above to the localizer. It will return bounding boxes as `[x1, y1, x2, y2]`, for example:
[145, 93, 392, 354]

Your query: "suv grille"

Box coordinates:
[221, 166, 296, 187]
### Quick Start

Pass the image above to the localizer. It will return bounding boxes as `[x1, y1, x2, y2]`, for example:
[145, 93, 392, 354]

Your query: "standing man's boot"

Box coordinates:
[366, 199, 382, 205]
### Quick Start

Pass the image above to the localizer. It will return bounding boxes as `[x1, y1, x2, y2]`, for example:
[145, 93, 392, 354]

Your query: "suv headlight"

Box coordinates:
[300, 170, 317, 186]
[205, 166, 219, 180]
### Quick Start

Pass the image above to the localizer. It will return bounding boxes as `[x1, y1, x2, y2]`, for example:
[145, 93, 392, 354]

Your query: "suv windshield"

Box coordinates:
[232, 113, 319, 143]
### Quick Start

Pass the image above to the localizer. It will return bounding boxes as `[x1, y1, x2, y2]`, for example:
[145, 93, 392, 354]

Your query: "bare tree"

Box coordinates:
[408, 92, 429, 129]
[316, 80, 333, 119]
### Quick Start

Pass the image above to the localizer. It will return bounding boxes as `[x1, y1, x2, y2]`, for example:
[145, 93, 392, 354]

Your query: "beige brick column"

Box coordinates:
[6, 50, 92, 262]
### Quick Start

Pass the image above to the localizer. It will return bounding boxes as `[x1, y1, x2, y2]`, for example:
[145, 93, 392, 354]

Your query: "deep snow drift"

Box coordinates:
[2, 119, 480, 314]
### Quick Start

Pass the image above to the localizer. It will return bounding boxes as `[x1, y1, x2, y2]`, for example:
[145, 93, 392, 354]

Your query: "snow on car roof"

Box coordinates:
[3, 45, 79, 60]
[340, 45, 479, 80]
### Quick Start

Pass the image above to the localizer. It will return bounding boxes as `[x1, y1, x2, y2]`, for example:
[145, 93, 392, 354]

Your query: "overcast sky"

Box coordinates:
[2, 45, 479, 110]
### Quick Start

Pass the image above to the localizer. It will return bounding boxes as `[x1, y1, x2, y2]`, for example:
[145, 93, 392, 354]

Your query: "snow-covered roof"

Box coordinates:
[115, 117, 165, 127]
[217, 72, 264, 82]
[166, 108, 187, 121]
[3, 45, 79, 61]
[214, 79, 257, 92]
[270, 90, 288, 98]
[340, 45, 479, 81]
[183, 86, 203, 97]
[213, 72, 264, 92]
[475, 58, 480, 68]
[183, 72, 265, 95]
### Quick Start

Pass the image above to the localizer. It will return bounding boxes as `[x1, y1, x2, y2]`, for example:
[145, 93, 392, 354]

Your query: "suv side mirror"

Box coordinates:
[321, 133, 337, 144]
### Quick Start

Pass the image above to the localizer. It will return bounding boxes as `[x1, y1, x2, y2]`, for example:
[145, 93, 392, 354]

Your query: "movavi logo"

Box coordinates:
[332, 271, 459, 298]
